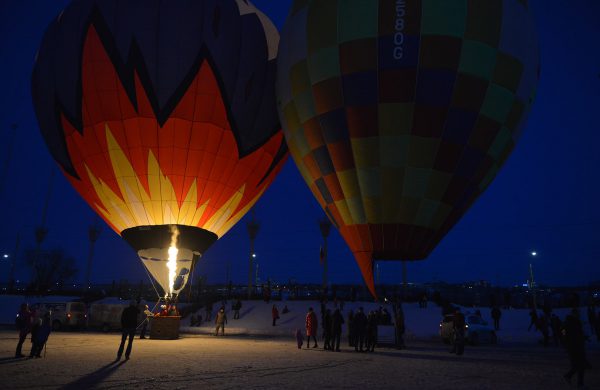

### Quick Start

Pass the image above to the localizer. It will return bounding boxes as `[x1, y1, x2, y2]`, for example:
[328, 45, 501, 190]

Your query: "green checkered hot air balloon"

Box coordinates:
[276, 0, 540, 296]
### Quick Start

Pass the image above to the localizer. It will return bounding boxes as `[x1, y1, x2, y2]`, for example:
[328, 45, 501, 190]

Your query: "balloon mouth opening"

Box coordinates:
[122, 225, 218, 298]
[121, 225, 218, 254]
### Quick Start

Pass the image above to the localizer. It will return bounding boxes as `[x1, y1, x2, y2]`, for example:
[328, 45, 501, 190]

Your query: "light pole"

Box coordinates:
[7, 232, 20, 293]
[0, 123, 18, 197]
[529, 251, 537, 310]
[319, 218, 332, 289]
[84, 223, 101, 293]
[255, 262, 260, 287]
[34, 169, 55, 291]
[247, 217, 259, 299]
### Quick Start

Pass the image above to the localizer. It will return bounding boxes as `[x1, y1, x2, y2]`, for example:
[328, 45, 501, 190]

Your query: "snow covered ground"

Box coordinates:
[1, 295, 599, 389]
[0, 331, 598, 389]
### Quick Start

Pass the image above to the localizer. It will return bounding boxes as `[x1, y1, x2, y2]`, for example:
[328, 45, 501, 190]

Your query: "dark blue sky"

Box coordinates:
[0, 0, 598, 288]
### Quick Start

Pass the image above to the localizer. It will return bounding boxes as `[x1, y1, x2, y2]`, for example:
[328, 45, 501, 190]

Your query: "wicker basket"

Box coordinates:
[149, 316, 180, 339]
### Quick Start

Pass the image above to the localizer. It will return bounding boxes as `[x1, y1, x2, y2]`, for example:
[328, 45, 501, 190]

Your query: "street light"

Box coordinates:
[252, 253, 257, 258]
[3, 254, 8, 259]
[529, 250, 538, 310]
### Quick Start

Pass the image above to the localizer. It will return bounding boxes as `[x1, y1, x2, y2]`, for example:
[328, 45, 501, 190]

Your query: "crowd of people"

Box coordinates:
[11, 294, 598, 388]
[14, 303, 52, 359]
[299, 303, 404, 353]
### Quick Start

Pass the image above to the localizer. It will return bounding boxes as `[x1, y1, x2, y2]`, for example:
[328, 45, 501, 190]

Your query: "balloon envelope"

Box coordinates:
[277, 0, 540, 295]
[32, 0, 287, 297]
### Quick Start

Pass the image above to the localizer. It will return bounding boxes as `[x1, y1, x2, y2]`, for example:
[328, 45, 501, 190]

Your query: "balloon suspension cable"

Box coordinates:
[141, 258, 164, 300]
[187, 254, 198, 302]
[136, 299, 162, 330]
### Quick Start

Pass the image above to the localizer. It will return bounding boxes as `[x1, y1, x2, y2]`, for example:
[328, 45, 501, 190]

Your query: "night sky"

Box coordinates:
[0, 0, 598, 289]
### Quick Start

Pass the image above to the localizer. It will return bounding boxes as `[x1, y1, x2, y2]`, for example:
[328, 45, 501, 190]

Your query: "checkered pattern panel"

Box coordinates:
[277, 0, 540, 288]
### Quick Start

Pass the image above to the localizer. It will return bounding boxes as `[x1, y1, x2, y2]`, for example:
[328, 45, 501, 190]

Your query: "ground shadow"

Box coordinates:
[0, 356, 27, 365]
[60, 360, 126, 390]
[279, 314, 299, 326]
[238, 305, 256, 319]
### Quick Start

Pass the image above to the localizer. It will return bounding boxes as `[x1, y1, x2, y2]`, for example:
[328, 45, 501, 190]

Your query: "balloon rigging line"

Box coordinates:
[141, 259, 163, 300]
[136, 299, 161, 330]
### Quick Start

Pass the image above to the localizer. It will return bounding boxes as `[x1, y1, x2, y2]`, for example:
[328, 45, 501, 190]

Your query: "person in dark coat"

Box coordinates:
[395, 306, 406, 349]
[272, 305, 279, 326]
[491, 306, 501, 330]
[528, 309, 538, 331]
[347, 310, 355, 347]
[305, 307, 318, 348]
[323, 309, 332, 350]
[205, 301, 213, 322]
[542, 302, 552, 319]
[595, 309, 600, 342]
[587, 305, 596, 337]
[233, 299, 242, 319]
[450, 309, 466, 355]
[29, 312, 51, 358]
[15, 303, 33, 358]
[563, 309, 590, 388]
[353, 307, 367, 352]
[295, 328, 304, 349]
[381, 308, 392, 325]
[365, 311, 378, 352]
[550, 313, 562, 347]
[330, 309, 344, 352]
[117, 301, 140, 360]
[538, 315, 550, 347]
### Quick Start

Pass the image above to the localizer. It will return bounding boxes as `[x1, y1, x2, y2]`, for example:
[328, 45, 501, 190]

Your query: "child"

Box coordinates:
[295, 328, 304, 349]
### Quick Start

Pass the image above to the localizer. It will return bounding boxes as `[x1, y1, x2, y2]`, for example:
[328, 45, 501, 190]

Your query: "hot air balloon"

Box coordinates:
[277, 0, 540, 296]
[32, 0, 287, 299]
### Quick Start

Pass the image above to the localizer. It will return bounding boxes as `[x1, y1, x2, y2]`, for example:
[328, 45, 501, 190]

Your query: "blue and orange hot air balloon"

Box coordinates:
[277, 0, 540, 296]
[32, 0, 287, 298]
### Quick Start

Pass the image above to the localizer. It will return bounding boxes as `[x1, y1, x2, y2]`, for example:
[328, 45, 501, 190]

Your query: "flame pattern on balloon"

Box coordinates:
[58, 25, 281, 239]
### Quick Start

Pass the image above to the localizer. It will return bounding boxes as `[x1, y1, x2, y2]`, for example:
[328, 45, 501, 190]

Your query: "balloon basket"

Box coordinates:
[149, 316, 181, 339]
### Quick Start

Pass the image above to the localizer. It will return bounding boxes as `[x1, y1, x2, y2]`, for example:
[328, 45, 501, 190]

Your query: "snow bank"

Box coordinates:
[179, 300, 454, 339]
[180, 300, 598, 344]
[2, 293, 596, 346]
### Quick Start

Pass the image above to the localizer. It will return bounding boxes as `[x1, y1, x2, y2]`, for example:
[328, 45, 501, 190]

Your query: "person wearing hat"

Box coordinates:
[139, 305, 153, 339]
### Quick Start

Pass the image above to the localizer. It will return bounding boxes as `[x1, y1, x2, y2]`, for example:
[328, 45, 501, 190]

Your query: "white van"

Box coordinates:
[31, 301, 87, 330]
[88, 302, 127, 331]
[88, 299, 148, 331]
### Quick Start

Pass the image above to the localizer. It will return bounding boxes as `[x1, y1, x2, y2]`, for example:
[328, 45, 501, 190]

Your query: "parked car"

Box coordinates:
[439, 313, 497, 345]
[31, 301, 87, 331]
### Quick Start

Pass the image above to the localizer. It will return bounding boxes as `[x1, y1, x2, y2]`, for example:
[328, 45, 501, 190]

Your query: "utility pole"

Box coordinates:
[247, 215, 259, 300]
[84, 223, 101, 293]
[529, 251, 537, 311]
[0, 123, 18, 197]
[319, 218, 332, 289]
[34, 169, 55, 291]
[255, 263, 259, 287]
[402, 260, 407, 301]
[8, 232, 20, 293]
